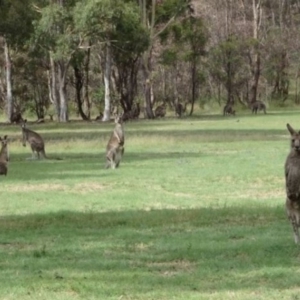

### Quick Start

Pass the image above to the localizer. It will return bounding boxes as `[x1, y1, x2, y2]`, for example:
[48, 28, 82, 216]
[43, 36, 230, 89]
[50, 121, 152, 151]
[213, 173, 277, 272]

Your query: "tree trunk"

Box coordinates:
[49, 53, 60, 119]
[249, 0, 262, 104]
[102, 42, 111, 122]
[57, 60, 69, 122]
[83, 45, 91, 119]
[189, 61, 196, 116]
[142, 51, 155, 119]
[73, 65, 89, 120]
[4, 38, 13, 122]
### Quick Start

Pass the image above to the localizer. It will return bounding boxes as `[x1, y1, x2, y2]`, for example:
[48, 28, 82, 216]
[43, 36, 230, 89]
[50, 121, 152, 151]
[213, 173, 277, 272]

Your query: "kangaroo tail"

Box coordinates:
[42, 148, 63, 160]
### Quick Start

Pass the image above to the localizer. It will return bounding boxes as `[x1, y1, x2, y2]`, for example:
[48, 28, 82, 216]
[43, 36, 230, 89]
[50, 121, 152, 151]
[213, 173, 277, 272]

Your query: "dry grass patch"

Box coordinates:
[148, 259, 195, 277]
[0, 183, 67, 192]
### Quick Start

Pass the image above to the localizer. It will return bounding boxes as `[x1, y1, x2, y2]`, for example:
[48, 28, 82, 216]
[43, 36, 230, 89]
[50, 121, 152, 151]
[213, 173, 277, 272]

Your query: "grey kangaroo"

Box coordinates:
[175, 102, 188, 118]
[0, 135, 9, 176]
[251, 101, 266, 114]
[284, 123, 300, 243]
[105, 114, 125, 169]
[21, 119, 46, 159]
[223, 103, 236, 116]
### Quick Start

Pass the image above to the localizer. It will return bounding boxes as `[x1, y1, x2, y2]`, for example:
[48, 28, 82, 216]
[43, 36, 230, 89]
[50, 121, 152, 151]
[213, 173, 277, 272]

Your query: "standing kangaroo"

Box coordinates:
[105, 114, 125, 169]
[251, 101, 266, 114]
[175, 102, 188, 117]
[284, 123, 300, 243]
[21, 119, 46, 159]
[0, 135, 9, 176]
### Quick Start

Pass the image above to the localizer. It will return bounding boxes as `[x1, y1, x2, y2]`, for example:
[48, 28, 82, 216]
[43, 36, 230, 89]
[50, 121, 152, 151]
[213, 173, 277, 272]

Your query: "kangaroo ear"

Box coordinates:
[4, 135, 7, 140]
[287, 123, 296, 135]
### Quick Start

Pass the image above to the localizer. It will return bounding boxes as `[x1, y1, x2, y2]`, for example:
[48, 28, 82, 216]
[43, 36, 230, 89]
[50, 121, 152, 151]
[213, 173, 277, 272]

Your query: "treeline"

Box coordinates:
[0, 0, 300, 122]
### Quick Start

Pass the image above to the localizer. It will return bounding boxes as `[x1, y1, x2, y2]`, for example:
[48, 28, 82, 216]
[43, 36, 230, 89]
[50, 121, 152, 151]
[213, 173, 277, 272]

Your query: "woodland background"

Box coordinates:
[0, 0, 299, 122]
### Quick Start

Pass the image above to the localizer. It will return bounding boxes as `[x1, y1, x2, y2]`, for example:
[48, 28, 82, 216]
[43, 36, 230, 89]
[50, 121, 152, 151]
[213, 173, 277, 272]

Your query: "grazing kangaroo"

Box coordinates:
[155, 104, 166, 118]
[284, 123, 300, 243]
[251, 101, 266, 114]
[105, 114, 125, 169]
[223, 103, 236, 116]
[0, 135, 9, 176]
[21, 119, 47, 159]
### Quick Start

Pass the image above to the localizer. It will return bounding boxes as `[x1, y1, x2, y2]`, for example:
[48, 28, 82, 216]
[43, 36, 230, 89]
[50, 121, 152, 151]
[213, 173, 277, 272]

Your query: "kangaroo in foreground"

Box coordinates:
[105, 114, 125, 169]
[0, 135, 9, 176]
[251, 101, 266, 114]
[21, 119, 46, 159]
[284, 123, 300, 243]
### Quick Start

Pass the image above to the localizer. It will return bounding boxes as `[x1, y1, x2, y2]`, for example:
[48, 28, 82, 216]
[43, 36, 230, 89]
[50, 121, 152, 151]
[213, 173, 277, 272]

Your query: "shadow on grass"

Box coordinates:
[0, 205, 296, 295]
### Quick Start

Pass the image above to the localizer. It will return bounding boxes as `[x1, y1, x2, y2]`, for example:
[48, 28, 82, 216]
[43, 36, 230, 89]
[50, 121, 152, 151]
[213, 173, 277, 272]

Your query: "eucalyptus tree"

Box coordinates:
[159, 10, 207, 115]
[33, 0, 80, 122]
[74, 0, 117, 121]
[74, 0, 149, 121]
[138, 0, 193, 119]
[0, 0, 35, 122]
[110, 2, 149, 114]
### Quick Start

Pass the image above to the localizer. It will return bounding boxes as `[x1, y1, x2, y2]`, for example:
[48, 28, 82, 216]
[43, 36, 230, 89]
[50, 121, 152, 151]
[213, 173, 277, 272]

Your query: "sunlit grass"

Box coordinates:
[0, 110, 300, 299]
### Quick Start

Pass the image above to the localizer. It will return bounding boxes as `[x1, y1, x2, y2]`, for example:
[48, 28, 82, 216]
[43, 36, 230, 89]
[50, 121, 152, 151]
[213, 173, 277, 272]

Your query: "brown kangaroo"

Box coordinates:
[154, 104, 166, 118]
[105, 114, 125, 169]
[21, 119, 47, 159]
[0, 135, 9, 176]
[284, 123, 300, 243]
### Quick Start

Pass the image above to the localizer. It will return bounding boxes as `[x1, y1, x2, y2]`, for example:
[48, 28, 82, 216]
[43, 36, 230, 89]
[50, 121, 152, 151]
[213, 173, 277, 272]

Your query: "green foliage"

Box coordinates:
[0, 0, 35, 45]
[156, 0, 190, 24]
[160, 49, 178, 65]
[209, 35, 248, 91]
[33, 3, 78, 60]
[111, 2, 150, 62]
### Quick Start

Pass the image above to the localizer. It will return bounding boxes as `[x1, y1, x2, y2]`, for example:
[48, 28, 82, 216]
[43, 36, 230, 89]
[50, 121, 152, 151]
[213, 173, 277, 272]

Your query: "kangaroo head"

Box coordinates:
[21, 119, 27, 129]
[114, 113, 124, 125]
[0, 135, 8, 148]
[287, 123, 300, 152]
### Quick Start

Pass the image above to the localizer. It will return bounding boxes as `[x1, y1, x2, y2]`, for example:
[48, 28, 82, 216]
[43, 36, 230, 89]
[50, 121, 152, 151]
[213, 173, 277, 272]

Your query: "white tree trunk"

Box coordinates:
[102, 42, 111, 121]
[4, 38, 13, 122]
[57, 60, 69, 122]
[49, 53, 60, 119]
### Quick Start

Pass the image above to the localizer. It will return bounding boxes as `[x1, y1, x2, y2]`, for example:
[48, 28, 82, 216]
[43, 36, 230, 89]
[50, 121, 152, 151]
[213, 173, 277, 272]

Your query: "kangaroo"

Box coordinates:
[0, 136, 9, 176]
[175, 102, 188, 117]
[10, 111, 23, 124]
[105, 114, 125, 169]
[223, 103, 236, 116]
[21, 119, 47, 159]
[155, 104, 166, 118]
[284, 123, 300, 243]
[251, 101, 266, 114]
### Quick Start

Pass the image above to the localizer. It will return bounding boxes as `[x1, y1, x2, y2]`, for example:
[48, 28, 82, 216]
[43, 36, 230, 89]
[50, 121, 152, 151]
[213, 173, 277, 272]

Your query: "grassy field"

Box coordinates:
[0, 110, 300, 300]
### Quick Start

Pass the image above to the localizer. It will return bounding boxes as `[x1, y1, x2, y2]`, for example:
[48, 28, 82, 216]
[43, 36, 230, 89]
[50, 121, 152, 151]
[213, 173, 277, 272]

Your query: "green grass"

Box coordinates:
[1, 110, 300, 299]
